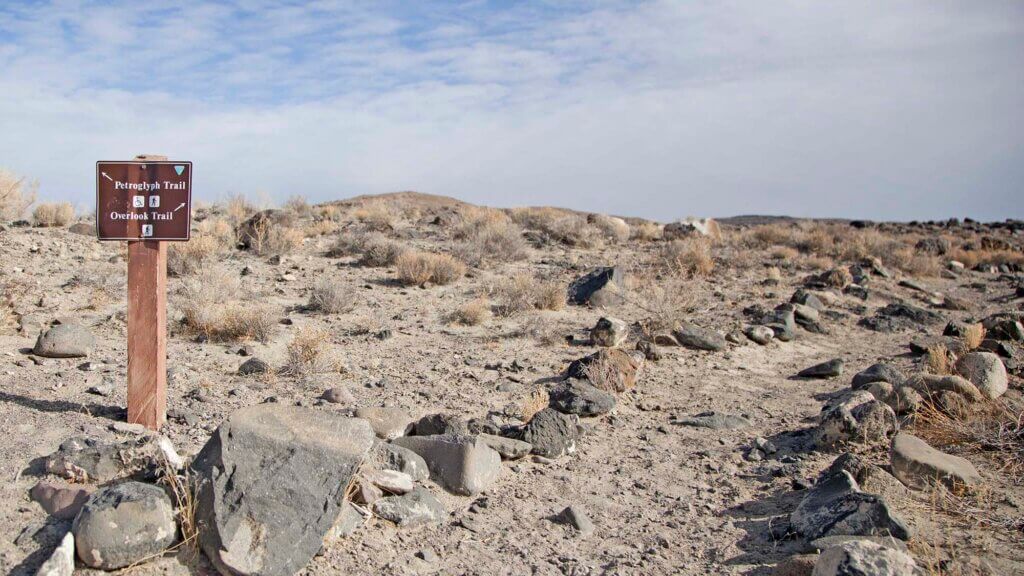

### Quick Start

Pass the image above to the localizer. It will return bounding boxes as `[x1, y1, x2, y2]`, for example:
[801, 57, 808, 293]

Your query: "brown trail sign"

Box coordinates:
[96, 156, 192, 430]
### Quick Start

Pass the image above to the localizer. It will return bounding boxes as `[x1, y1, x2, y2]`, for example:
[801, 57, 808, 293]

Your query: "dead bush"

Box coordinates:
[963, 323, 985, 351]
[353, 202, 396, 231]
[168, 235, 223, 276]
[948, 247, 1024, 269]
[591, 215, 630, 244]
[0, 168, 36, 221]
[770, 245, 800, 262]
[395, 251, 465, 286]
[658, 238, 714, 277]
[629, 220, 662, 242]
[249, 219, 303, 257]
[452, 297, 492, 326]
[490, 273, 537, 317]
[927, 344, 952, 375]
[32, 202, 74, 227]
[914, 400, 1024, 483]
[283, 195, 311, 217]
[801, 255, 835, 271]
[283, 327, 339, 376]
[453, 215, 529, 267]
[224, 194, 256, 227]
[308, 279, 358, 314]
[534, 281, 566, 311]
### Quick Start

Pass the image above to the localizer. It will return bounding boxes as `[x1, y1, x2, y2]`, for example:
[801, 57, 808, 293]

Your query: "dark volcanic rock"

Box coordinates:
[798, 359, 844, 379]
[671, 322, 727, 351]
[858, 303, 943, 332]
[514, 408, 578, 458]
[549, 380, 617, 417]
[567, 266, 624, 306]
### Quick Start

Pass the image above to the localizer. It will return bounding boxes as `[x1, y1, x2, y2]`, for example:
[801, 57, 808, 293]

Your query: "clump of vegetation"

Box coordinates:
[0, 168, 36, 222]
[282, 327, 340, 376]
[590, 214, 630, 244]
[352, 202, 396, 232]
[32, 202, 74, 227]
[510, 208, 604, 248]
[168, 236, 222, 276]
[395, 251, 466, 286]
[629, 220, 662, 242]
[927, 344, 952, 376]
[327, 232, 407, 266]
[283, 195, 311, 217]
[962, 323, 986, 351]
[307, 279, 358, 314]
[178, 269, 275, 342]
[249, 219, 303, 257]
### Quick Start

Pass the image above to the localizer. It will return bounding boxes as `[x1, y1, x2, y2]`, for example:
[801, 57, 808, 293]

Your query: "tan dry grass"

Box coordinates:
[657, 238, 714, 277]
[32, 202, 74, 227]
[283, 327, 340, 376]
[308, 279, 358, 314]
[395, 251, 465, 286]
[0, 168, 36, 222]
[178, 269, 275, 342]
[451, 297, 492, 326]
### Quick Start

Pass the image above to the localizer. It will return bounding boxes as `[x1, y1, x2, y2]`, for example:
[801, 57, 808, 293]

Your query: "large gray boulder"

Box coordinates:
[791, 471, 910, 541]
[955, 352, 1008, 399]
[890, 432, 981, 491]
[33, 324, 95, 358]
[392, 434, 501, 495]
[192, 404, 374, 576]
[813, 391, 897, 449]
[812, 539, 917, 575]
[851, 363, 905, 390]
[514, 408, 579, 458]
[72, 482, 177, 570]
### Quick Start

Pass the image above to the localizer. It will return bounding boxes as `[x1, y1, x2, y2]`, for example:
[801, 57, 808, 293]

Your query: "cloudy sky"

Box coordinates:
[1, 1, 1021, 221]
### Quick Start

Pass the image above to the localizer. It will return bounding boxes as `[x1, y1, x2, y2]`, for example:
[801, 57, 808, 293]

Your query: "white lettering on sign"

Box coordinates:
[109, 211, 177, 221]
[115, 181, 162, 192]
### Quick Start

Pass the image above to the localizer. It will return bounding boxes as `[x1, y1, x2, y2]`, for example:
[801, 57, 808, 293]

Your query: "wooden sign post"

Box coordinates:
[96, 155, 192, 430]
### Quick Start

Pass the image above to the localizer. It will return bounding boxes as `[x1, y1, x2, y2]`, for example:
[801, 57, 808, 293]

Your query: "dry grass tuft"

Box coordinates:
[395, 251, 465, 286]
[590, 214, 630, 244]
[224, 194, 256, 227]
[168, 236, 223, 276]
[249, 220, 303, 257]
[32, 202, 74, 227]
[283, 195, 311, 217]
[629, 221, 662, 242]
[488, 273, 565, 317]
[534, 281, 566, 311]
[519, 387, 550, 422]
[308, 279, 358, 314]
[352, 202, 396, 232]
[452, 297, 492, 326]
[158, 459, 199, 556]
[0, 168, 36, 221]
[915, 400, 1024, 483]
[283, 327, 340, 376]
[453, 208, 529, 267]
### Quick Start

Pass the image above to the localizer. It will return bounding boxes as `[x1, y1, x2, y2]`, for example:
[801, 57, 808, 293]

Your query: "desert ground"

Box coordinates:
[0, 187, 1022, 575]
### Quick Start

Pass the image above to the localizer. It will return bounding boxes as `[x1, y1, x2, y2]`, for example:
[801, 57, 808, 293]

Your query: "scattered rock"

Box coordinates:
[355, 407, 414, 440]
[324, 502, 363, 542]
[367, 469, 414, 494]
[904, 373, 983, 403]
[890, 432, 981, 491]
[672, 322, 727, 351]
[33, 324, 95, 358]
[677, 412, 751, 430]
[321, 386, 354, 404]
[565, 348, 643, 393]
[813, 391, 897, 449]
[798, 359, 844, 379]
[30, 481, 94, 520]
[548, 379, 617, 417]
[955, 352, 1008, 399]
[72, 481, 177, 570]
[371, 441, 430, 482]
[44, 436, 171, 483]
[86, 377, 114, 397]
[410, 412, 469, 436]
[372, 487, 446, 527]
[663, 217, 721, 241]
[192, 404, 374, 576]
[812, 539, 917, 576]
[591, 316, 628, 347]
[859, 303, 943, 332]
[514, 408, 579, 458]
[392, 434, 501, 495]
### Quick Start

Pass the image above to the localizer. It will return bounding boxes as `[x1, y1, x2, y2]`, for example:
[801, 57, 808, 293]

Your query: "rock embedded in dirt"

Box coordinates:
[514, 408, 579, 458]
[567, 266, 624, 306]
[30, 481, 94, 520]
[903, 373, 983, 403]
[392, 434, 501, 495]
[812, 539, 917, 576]
[954, 352, 1008, 399]
[671, 322, 727, 351]
[478, 433, 532, 460]
[851, 363, 905, 390]
[677, 412, 751, 430]
[325, 502, 364, 542]
[548, 379, 617, 417]
[36, 531, 75, 576]
[72, 481, 177, 570]
[890, 432, 981, 491]
[791, 289, 825, 311]
[745, 325, 775, 345]
[858, 303, 943, 332]
[590, 316, 628, 347]
[372, 487, 446, 527]
[808, 534, 908, 554]
[410, 412, 469, 436]
[367, 469, 414, 494]
[192, 404, 374, 576]
[237, 357, 270, 375]
[44, 436, 173, 483]
[321, 386, 354, 404]
[33, 324, 95, 358]
[798, 359, 844, 379]
[355, 407, 414, 440]
[791, 471, 911, 541]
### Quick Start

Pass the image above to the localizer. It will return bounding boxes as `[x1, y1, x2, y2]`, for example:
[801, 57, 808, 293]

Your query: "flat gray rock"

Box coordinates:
[672, 322, 727, 351]
[33, 324, 95, 358]
[72, 481, 176, 570]
[514, 408, 579, 458]
[851, 363, 905, 389]
[371, 441, 430, 482]
[791, 471, 911, 541]
[37, 532, 75, 576]
[478, 433, 532, 460]
[548, 380, 617, 417]
[192, 404, 374, 576]
[812, 539, 917, 576]
[799, 359, 844, 379]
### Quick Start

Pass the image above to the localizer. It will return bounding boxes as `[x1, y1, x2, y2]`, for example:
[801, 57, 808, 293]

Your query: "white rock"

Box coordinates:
[36, 532, 74, 576]
[813, 539, 917, 576]
[955, 352, 1008, 399]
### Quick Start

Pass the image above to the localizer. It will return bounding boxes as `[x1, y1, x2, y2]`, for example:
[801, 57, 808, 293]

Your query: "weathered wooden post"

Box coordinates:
[96, 155, 192, 430]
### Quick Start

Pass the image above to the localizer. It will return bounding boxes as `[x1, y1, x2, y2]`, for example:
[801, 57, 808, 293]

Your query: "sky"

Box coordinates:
[0, 1, 1022, 222]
